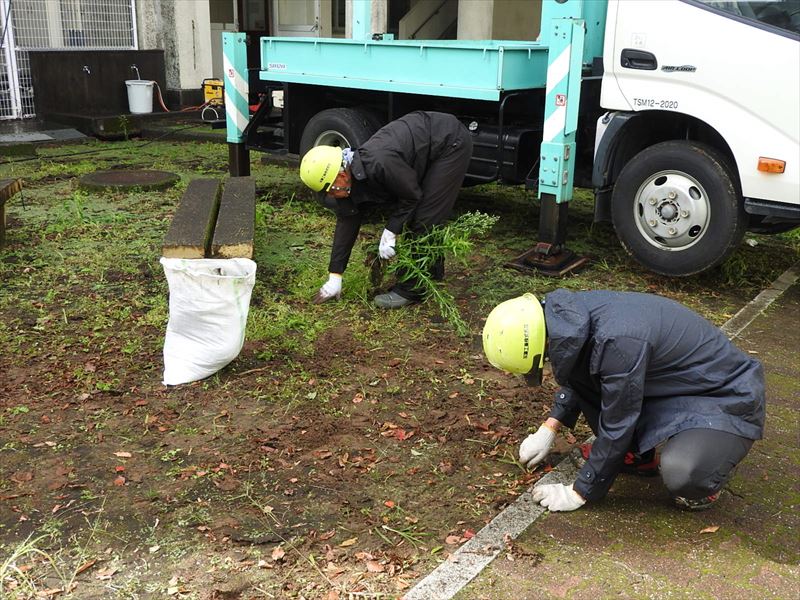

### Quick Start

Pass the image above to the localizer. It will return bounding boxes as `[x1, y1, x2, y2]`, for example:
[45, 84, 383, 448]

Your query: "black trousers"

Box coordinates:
[579, 400, 753, 500]
[393, 132, 473, 300]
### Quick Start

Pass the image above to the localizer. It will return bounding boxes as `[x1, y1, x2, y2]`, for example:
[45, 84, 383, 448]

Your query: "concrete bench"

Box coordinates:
[162, 177, 255, 259]
[0, 178, 22, 249]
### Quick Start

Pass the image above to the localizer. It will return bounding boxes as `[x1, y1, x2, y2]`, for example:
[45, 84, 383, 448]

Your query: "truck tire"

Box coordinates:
[299, 108, 383, 158]
[611, 140, 747, 276]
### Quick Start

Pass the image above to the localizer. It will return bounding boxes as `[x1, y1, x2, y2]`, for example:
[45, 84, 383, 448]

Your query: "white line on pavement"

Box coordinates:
[721, 264, 798, 340]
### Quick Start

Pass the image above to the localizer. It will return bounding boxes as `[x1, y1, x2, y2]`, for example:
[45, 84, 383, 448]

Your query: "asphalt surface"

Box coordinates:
[446, 278, 800, 600]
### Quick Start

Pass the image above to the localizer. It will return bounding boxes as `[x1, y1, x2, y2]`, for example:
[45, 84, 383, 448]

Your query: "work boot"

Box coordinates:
[673, 491, 721, 511]
[579, 443, 660, 477]
[373, 290, 416, 309]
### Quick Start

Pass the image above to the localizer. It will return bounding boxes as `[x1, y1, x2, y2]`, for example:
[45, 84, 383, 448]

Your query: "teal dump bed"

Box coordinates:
[259, 38, 550, 101]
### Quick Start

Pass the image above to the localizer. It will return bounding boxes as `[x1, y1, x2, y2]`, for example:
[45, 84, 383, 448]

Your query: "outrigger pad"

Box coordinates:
[505, 244, 590, 277]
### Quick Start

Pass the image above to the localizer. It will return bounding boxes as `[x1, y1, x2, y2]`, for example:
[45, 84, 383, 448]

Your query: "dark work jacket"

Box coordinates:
[327, 111, 468, 274]
[543, 289, 765, 502]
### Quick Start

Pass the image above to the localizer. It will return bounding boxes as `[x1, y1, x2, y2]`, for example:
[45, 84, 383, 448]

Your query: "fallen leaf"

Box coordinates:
[114, 451, 132, 458]
[115, 466, 125, 473]
[95, 566, 118, 580]
[366, 560, 385, 572]
[11, 471, 33, 484]
[339, 537, 358, 547]
[324, 562, 345, 576]
[319, 529, 336, 541]
[271, 546, 286, 561]
[75, 558, 97, 575]
[212, 475, 239, 491]
[113, 475, 126, 486]
[700, 525, 720, 534]
[384, 500, 395, 509]
[445, 535, 462, 545]
[463, 529, 476, 539]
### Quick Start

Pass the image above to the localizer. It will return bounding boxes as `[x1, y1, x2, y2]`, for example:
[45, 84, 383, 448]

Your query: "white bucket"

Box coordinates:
[125, 80, 154, 114]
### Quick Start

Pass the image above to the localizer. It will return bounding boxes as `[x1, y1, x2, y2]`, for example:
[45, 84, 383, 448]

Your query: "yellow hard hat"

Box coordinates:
[482, 293, 546, 382]
[299, 146, 343, 192]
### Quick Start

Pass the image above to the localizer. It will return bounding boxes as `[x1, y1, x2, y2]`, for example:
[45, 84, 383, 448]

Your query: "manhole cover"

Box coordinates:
[79, 169, 180, 192]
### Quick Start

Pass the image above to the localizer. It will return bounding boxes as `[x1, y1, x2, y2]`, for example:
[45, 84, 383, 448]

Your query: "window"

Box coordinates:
[692, 1, 800, 35]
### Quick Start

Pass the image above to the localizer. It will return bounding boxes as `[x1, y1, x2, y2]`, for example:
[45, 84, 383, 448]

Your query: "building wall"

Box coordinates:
[492, 0, 541, 41]
[457, 0, 493, 40]
[136, 0, 214, 92]
[458, 0, 542, 40]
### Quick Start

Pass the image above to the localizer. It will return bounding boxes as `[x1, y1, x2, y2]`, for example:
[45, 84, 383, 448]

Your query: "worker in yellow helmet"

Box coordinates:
[299, 111, 472, 308]
[482, 290, 765, 512]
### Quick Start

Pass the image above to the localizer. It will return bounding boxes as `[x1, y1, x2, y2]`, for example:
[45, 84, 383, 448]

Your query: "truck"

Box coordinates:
[222, 0, 800, 277]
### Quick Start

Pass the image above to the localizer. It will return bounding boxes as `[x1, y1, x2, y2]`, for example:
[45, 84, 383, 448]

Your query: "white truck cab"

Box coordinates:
[595, 0, 799, 275]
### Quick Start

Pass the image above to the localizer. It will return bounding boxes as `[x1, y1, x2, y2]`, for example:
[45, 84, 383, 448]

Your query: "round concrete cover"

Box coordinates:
[79, 169, 179, 192]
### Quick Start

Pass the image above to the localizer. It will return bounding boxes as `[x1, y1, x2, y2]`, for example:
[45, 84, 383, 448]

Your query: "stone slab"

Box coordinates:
[162, 179, 221, 259]
[210, 177, 256, 259]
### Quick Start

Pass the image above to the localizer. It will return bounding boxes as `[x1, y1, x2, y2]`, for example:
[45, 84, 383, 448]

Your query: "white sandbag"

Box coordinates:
[160, 257, 257, 386]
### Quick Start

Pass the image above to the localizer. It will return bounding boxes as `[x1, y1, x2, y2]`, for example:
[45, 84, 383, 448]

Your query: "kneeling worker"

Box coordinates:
[299, 110, 472, 308]
[482, 290, 765, 511]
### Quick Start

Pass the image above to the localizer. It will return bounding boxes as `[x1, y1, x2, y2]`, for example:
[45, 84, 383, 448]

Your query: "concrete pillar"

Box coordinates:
[457, 0, 493, 40]
[372, 0, 388, 34]
[345, 0, 387, 38]
[135, 0, 213, 96]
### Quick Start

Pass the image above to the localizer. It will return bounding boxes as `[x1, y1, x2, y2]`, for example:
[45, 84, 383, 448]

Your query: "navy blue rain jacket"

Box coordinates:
[544, 289, 765, 501]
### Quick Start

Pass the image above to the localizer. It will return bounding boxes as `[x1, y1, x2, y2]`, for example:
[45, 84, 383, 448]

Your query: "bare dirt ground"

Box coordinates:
[1, 137, 798, 599]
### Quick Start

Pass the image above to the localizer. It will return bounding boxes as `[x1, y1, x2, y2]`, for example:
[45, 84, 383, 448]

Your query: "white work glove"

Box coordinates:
[519, 423, 557, 469]
[378, 229, 397, 260]
[532, 483, 586, 512]
[313, 273, 342, 304]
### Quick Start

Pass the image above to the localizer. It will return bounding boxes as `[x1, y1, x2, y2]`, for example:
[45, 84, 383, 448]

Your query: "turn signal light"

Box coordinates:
[758, 157, 785, 173]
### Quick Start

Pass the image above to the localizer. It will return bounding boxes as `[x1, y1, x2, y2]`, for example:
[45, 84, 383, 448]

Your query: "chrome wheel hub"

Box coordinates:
[634, 170, 710, 251]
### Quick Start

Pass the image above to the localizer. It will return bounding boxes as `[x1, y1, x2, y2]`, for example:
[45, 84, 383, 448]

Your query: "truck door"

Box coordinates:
[603, 0, 800, 205]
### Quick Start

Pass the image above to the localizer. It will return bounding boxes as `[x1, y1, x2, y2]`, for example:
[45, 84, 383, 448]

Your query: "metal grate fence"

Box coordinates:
[0, 0, 137, 119]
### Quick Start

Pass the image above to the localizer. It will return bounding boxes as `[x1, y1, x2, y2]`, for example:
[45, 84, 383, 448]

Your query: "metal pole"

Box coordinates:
[223, 31, 250, 176]
[506, 16, 589, 276]
[130, 0, 139, 50]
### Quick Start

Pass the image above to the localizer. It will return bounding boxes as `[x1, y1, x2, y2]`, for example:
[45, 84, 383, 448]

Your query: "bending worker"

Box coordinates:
[482, 289, 765, 511]
[299, 111, 472, 308]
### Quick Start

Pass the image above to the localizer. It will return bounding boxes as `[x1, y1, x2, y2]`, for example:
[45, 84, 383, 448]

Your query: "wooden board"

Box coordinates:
[161, 179, 221, 258]
[0, 179, 22, 205]
[0, 178, 22, 248]
[211, 177, 255, 259]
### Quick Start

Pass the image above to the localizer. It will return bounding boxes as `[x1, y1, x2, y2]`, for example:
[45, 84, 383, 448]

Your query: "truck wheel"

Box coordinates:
[299, 108, 383, 157]
[611, 141, 747, 276]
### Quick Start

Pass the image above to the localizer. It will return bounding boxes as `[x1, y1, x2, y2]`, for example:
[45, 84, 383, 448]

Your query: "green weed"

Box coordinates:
[385, 211, 499, 335]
